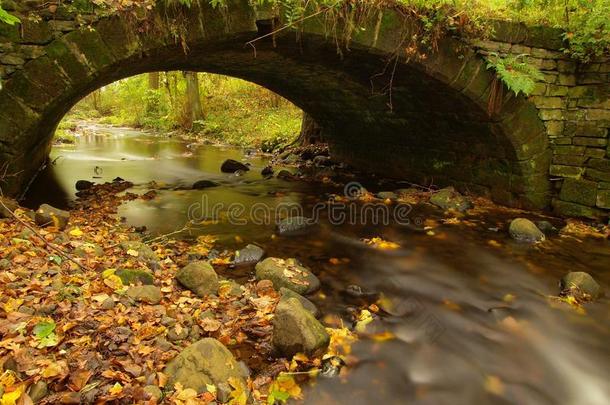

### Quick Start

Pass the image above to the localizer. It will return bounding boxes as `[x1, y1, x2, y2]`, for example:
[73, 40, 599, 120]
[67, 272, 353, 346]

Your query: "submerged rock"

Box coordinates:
[35, 204, 70, 229]
[127, 285, 162, 304]
[75, 180, 94, 191]
[429, 187, 471, 212]
[234, 244, 265, 265]
[255, 257, 320, 294]
[115, 269, 154, 285]
[277, 216, 316, 235]
[176, 261, 219, 297]
[119, 241, 159, 262]
[192, 180, 219, 189]
[509, 218, 545, 243]
[313, 155, 332, 167]
[272, 297, 330, 357]
[221, 159, 249, 173]
[280, 287, 319, 318]
[560, 271, 601, 300]
[536, 220, 558, 234]
[164, 338, 248, 402]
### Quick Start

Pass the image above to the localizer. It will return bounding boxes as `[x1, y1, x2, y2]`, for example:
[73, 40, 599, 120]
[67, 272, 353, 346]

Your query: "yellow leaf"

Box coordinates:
[103, 275, 124, 291]
[126, 249, 139, 257]
[109, 382, 123, 396]
[101, 268, 116, 278]
[42, 361, 67, 378]
[69, 228, 83, 237]
[2, 298, 23, 313]
[355, 309, 373, 332]
[484, 375, 505, 395]
[0, 384, 24, 405]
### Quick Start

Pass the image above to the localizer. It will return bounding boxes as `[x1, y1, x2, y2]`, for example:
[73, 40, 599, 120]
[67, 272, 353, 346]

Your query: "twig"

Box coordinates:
[0, 198, 93, 272]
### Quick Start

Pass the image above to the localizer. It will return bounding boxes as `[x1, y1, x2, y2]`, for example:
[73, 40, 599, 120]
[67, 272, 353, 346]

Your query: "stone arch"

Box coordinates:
[0, 0, 550, 208]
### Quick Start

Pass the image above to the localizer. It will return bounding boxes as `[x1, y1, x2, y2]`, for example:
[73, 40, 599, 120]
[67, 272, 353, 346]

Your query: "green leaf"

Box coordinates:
[33, 320, 56, 339]
[0, 6, 20, 26]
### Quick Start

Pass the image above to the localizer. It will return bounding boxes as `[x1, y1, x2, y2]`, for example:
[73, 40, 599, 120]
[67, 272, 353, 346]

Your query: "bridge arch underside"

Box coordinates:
[0, 30, 550, 209]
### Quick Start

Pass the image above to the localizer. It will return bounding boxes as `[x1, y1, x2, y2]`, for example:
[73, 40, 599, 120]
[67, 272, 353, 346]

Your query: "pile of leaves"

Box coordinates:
[0, 181, 365, 404]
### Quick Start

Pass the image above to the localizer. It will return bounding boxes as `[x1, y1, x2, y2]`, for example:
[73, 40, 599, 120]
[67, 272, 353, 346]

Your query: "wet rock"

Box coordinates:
[276, 169, 294, 180]
[101, 297, 115, 310]
[192, 180, 219, 189]
[221, 159, 249, 173]
[429, 187, 471, 212]
[75, 180, 94, 191]
[176, 261, 219, 297]
[28, 381, 48, 403]
[320, 356, 345, 378]
[313, 155, 332, 167]
[272, 297, 330, 357]
[395, 188, 419, 197]
[488, 306, 514, 322]
[261, 166, 274, 177]
[377, 191, 398, 200]
[509, 218, 545, 243]
[164, 338, 248, 401]
[283, 153, 299, 164]
[280, 287, 319, 318]
[18, 305, 35, 315]
[255, 257, 320, 295]
[344, 284, 380, 301]
[127, 285, 162, 304]
[115, 269, 154, 285]
[277, 216, 316, 235]
[536, 220, 558, 234]
[119, 241, 159, 262]
[35, 204, 70, 229]
[234, 169, 246, 177]
[234, 244, 265, 265]
[0, 197, 19, 218]
[143, 385, 162, 402]
[560, 271, 601, 300]
[167, 325, 190, 341]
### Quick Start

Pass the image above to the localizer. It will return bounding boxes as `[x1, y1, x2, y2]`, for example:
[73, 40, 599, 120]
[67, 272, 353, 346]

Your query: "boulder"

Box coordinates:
[164, 338, 248, 402]
[143, 385, 162, 402]
[272, 297, 329, 357]
[0, 197, 19, 218]
[35, 204, 70, 229]
[255, 257, 320, 294]
[276, 170, 294, 180]
[509, 218, 545, 243]
[176, 261, 219, 297]
[280, 287, 319, 318]
[277, 216, 316, 235]
[115, 268, 154, 285]
[560, 271, 601, 300]
[192, 180, 219, 189]
[119, 241, 159, 262]
[127, 285, 162, 304]
[75, 180, 94, 191]
[234, 244, 265, 265]
[261, 166, 274, 177]
[377, 191, 398, 200]
[313, 155, 332, 167]
[536, 220, 558, 234]
[28, 381, 48, 403]
[429, 187, 472, 212]
[221, 159, 249, 173]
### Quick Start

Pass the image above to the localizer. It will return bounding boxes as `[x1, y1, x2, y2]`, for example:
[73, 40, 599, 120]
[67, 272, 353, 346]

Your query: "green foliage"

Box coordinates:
[0, 3, 20, 25]
[486, 53, 544, 96]
[60, 72, 301, 148]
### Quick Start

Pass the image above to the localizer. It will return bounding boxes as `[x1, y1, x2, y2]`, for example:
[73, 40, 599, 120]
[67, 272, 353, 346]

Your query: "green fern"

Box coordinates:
[0, 3, 20, 26]
[486, 53, 544, 96]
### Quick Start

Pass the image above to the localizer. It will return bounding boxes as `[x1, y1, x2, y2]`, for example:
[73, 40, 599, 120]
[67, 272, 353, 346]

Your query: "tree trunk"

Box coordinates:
[148, 72, 160, 90]
[183, 71, 205, 130]
[298, 112, 323, 145]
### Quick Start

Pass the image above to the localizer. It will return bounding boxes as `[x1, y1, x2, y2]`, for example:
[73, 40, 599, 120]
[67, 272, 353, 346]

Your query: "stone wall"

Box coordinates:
[472, 22, 610, 218]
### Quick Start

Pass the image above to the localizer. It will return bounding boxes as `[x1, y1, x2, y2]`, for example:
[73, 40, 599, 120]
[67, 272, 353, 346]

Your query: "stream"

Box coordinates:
[25, 123, 610, 405]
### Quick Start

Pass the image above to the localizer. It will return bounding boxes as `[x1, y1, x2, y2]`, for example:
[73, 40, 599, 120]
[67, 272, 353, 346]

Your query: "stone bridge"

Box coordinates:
[0, 0, 609, 218]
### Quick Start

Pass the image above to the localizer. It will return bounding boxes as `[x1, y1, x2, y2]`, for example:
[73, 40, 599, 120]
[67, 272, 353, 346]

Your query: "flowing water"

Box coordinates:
[26, 123, 610, 405]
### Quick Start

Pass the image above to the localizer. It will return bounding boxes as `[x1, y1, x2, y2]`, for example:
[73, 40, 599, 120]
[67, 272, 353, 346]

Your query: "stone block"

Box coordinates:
[553, 145, 585, 155]
[585, 148, 607, 158]
[539, 109, 563, 120]
[559, 178, 598, 206]
[552, 199, 604, 219]
[550, 164, 584, 178]
[597, 190, 610, 209]
[573, 137, 608, 147]
[531, 96, 565, 109]
[552, 155, 585, 166]
[558, 74, 576, 86]
[586, 168, 610, 182]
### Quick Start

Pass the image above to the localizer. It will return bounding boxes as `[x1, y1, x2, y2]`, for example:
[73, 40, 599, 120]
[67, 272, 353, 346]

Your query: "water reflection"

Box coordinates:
[25, 124, 610, 405]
